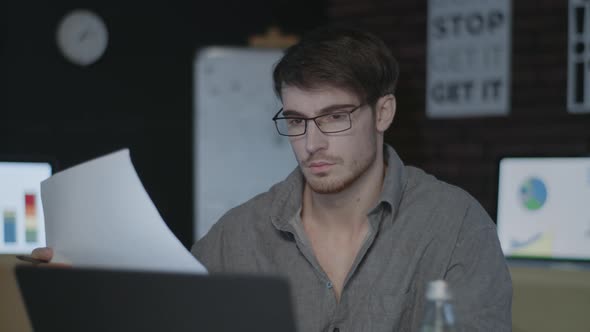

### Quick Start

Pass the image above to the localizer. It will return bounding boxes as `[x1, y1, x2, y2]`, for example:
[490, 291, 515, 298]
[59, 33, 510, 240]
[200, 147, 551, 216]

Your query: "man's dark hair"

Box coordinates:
[273, 26, 399, 107]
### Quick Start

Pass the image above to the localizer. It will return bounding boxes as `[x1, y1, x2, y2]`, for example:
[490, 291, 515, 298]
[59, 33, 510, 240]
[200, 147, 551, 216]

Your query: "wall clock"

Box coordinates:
[56, 9, 108, 66]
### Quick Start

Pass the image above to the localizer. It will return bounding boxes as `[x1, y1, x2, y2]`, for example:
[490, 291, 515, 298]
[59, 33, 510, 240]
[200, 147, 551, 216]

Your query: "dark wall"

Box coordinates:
[0, 1, 326, 248]
[3, 1, 589, 248]
[329, 0, 590, 217]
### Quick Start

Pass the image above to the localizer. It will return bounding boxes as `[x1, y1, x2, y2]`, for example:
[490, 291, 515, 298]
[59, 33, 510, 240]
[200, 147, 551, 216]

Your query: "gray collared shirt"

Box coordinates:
[191, 145, 512, 332]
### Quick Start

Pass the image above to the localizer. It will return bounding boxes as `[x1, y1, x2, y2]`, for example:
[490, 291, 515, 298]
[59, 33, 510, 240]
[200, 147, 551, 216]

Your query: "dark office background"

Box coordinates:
[1, 1, 589, 248]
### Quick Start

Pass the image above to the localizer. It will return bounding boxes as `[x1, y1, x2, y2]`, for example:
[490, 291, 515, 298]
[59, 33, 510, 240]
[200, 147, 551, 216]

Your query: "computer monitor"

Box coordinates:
[0, 161, 52, 254]
[497, 157, 590, 262]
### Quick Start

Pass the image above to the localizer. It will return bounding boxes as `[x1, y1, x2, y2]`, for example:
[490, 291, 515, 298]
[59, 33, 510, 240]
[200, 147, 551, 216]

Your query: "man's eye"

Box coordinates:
[328, 113, 345, 120]
[288, 119, 304, 125]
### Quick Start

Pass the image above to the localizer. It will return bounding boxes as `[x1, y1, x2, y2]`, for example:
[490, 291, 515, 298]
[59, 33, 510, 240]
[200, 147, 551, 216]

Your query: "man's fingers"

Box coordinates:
[16, 255, 48, 264]
[37, 262, 72, 268]
[31, 247, 53, 261]
[19, 247, 70, 268]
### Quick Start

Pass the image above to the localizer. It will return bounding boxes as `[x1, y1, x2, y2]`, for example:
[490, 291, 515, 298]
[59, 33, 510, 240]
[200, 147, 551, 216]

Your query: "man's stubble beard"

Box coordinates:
[304, 138, 378, 194]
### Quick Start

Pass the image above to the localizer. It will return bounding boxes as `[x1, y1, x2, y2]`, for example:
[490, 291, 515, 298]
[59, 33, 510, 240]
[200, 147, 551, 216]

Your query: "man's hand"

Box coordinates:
[31, 247, 53, 262]
[17, 247, 71, 267]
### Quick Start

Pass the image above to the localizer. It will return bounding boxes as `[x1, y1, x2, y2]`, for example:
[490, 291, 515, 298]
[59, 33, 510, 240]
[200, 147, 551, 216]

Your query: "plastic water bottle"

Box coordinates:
[420, 280, 456, 332]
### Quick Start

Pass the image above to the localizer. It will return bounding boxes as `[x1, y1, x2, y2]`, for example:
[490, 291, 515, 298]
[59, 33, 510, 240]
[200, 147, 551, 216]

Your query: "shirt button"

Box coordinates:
[326, 281, 333, 289]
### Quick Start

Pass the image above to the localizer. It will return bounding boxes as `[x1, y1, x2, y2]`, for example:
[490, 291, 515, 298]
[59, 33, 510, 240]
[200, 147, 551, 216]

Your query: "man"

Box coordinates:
[34, 27, 511, 331]
[190, 27, 512, 331]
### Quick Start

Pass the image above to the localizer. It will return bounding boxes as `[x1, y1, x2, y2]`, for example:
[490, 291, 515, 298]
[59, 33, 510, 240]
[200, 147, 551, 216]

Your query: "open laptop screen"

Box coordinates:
[497, 157, 590, 261]
[0, 161, 52, 254]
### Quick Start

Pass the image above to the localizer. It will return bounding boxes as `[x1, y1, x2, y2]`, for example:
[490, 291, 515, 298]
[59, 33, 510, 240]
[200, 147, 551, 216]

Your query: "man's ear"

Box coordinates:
[375, 94, 396, 133]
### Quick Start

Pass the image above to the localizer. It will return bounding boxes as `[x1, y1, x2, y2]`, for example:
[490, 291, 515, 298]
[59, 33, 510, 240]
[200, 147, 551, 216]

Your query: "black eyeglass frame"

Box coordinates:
[271, 104, 364, 137]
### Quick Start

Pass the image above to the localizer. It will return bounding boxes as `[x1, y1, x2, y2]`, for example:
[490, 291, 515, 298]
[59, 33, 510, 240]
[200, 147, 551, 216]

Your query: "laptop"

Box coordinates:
[15, 266, 296, 332]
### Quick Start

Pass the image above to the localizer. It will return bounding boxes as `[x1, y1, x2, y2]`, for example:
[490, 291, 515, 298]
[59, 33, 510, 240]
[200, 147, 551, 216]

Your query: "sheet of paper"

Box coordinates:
[41, 149, 207, 274]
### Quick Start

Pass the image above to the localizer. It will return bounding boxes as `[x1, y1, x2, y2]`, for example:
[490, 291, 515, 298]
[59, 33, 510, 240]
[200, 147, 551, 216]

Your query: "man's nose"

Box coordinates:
[305, 120, 328, 153]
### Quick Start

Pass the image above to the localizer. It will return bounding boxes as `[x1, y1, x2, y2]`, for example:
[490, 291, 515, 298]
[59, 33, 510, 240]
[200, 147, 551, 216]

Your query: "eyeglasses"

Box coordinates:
[272, 104, 363, 137]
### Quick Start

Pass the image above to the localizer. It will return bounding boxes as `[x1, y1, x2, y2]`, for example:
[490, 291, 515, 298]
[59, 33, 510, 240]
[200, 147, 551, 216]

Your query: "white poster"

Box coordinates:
[568, 0, 590, 113]
[427, 0, 512, 117]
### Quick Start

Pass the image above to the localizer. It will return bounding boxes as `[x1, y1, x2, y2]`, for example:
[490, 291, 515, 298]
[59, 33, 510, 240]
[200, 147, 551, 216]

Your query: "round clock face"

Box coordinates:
[56, 9, 108, 66]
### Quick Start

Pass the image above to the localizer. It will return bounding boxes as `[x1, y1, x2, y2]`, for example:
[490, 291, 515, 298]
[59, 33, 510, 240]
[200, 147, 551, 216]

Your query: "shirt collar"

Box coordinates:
[377, 144, 406, 217]
[270, 144, 407, 232]
[269, 168, 305, 232]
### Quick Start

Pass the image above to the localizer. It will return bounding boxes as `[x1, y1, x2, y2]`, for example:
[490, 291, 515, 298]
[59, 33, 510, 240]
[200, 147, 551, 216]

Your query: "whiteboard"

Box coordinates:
[193, 47, 296, 240]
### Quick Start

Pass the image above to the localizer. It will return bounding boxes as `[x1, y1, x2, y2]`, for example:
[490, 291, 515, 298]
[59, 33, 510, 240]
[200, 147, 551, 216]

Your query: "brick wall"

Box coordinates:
[328, 0, 590, 218]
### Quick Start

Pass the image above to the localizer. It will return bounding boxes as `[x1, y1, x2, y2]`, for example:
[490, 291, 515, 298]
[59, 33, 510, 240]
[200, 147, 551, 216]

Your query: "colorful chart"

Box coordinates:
[497, 157, 590, 261]
[509, 231, 554, 258]
[0, 162, 51, 254]
[520, 177, 547, 211]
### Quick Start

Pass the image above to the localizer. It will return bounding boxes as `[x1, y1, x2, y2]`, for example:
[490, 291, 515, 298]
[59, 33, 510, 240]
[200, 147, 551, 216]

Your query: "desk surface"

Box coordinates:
[510, 265, 590, 332]
[0, 256, 32, 332]
[2, 256, 590, 332]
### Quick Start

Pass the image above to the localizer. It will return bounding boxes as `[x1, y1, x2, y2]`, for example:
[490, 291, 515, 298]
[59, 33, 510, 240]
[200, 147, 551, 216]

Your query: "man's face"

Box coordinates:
[281, 85, 378, 194]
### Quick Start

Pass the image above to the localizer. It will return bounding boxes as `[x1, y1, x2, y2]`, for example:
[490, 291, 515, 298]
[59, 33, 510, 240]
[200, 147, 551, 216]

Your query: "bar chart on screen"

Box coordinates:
[0, 162, 51, 254]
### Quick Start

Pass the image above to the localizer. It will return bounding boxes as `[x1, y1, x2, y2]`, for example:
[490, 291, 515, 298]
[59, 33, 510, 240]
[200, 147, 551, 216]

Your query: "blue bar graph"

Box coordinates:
[3, 210, 17, 243]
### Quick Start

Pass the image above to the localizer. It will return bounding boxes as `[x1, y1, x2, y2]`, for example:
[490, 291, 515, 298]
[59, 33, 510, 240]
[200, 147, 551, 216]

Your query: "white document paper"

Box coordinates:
[41, 149, 207, 274]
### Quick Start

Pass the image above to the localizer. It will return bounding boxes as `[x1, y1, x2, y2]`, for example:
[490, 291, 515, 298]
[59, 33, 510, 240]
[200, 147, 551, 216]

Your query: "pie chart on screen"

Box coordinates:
[520, 177, 547, 211]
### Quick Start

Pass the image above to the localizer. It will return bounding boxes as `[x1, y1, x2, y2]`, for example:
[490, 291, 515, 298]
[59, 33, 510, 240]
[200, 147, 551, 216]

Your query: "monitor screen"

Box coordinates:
[497, 157, 590, 261]
[0, 161, 52, 254]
